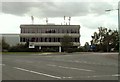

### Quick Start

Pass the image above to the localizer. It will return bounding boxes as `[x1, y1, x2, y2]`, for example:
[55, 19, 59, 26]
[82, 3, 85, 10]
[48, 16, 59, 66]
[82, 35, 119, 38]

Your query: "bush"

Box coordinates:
[66, 48, 73, 53]
[8, 43, 39, 52]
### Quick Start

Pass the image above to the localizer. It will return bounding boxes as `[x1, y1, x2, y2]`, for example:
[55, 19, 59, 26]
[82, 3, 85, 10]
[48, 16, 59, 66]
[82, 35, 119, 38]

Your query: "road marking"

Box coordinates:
[47, 64, 94, 72]
[47, 64, 57, 67]
[0, 64, 5, 66]
[13, 67, 62, 79]
[45, 56, 53, 57]
[74, 60, 117, 66]
[84, 74, 120, 78]
[63, 77, 73, 79]
[58, 66, 93, 72]
[89, 74, 120, 78]
[62, 74, 120, 79]
[111, 74, 120, 77]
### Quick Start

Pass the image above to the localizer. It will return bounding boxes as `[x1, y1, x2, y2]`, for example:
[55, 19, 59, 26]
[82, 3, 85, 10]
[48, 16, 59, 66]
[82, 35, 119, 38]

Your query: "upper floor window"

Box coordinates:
[45, 29, 56, 33]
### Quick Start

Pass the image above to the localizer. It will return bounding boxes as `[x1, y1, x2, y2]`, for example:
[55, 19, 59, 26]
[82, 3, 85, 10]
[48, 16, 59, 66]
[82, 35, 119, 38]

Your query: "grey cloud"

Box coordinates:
[90, 2, 114, 15]
[2, 2, 114, 17]
[36, 2, 91, 17]
[2, 2, 31, 16]
[2, 2, 55, 16]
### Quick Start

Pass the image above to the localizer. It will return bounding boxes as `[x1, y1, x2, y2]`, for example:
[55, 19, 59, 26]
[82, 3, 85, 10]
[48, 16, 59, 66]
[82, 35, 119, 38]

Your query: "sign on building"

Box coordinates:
[29, 43, 35, 48]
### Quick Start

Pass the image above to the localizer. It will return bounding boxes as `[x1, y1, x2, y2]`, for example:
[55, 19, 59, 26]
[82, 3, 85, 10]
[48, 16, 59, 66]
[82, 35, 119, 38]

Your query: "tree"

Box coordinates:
[84, 42, 90, 52]
[91, 27, 119, 52]
[8, 43, 25, 52]
[2, 37, 10, 51]
[60, 35, 74, 52]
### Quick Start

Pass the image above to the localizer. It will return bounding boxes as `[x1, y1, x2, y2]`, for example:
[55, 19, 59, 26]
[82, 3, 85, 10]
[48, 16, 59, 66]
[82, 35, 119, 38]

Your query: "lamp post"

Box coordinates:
[118, 2, 120, 79]
[105, 2, 120, 54]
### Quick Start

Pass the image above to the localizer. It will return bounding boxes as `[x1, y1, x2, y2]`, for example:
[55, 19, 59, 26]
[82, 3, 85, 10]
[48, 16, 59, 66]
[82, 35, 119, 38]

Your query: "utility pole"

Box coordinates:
[118, 1, 120, 55]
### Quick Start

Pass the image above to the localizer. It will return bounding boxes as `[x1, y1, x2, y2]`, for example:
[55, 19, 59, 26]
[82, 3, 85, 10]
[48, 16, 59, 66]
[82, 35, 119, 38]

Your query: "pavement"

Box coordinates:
[2, 52, 119, 80]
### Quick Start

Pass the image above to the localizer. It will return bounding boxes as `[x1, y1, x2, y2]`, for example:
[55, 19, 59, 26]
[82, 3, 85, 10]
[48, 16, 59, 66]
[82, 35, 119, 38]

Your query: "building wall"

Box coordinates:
[2, 34, 20, 46]
[20, 25, 79, 34]
[20, 24, 80, 47]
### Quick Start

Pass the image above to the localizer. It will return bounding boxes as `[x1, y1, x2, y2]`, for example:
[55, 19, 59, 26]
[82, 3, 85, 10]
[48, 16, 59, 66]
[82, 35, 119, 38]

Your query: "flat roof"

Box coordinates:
[20, 24, 80, 28]
[2, 34, 20, 35]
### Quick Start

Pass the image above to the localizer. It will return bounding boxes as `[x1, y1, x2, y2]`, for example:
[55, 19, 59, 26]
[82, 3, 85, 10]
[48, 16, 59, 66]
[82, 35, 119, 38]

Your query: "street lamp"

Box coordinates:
[117, 2, 120, 79]
[105, 2, 120, 54]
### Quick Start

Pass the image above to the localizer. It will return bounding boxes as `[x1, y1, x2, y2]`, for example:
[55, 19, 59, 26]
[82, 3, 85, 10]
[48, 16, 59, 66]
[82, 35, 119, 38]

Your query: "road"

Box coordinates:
[2, 52, 119, 80]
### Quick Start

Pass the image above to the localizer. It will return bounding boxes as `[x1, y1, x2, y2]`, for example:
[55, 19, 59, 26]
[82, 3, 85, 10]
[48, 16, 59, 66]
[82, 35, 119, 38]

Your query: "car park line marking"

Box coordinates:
[13, 67, 62, 79]
[89, 74, 120, 78]
[62, 77, 73, 79]
[44, 56, 53, 57]
[47, 64, 94, 72]
[0, 64, 5, 66]
[79, 74, 120, 78]
[58, 66, 94, 72]
[111, 74, 120, 77]
[74, 60, 117, 66]
[47, 64, 57, 67]
[62, 74, 119, 79]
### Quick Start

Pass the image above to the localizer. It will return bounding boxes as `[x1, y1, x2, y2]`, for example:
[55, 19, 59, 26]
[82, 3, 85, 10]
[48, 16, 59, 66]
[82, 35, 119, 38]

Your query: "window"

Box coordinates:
[39, 38, 41, 42]
[20, 37, 22, 42]
[67, 30, 69, 33]
[58, 38, 60, 42]
[53, 38, 55, 42]
[36, 38, 38, 42]
[57, 29, 59, 33]
[74, 38, 79, 42]
[36, 28, 38, 33]
[51, 38, 54, 42]
[21, 29, 23, 33]
[41, 38, 43, 42]
[45, 38, 47, 42]
[78, 38, 79, 42]
[23, 38, 25, 42]
[49, 38, 51, 42]
[62, 30, 64, 33]
[38, 29, 41, 33]
[59, 29, 62, 33]
[31, 38, 35, 42]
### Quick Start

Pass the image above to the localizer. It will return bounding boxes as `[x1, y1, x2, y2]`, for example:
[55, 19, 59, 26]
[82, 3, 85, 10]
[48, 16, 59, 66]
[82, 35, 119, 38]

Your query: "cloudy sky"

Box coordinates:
[0, 0, 119, 46]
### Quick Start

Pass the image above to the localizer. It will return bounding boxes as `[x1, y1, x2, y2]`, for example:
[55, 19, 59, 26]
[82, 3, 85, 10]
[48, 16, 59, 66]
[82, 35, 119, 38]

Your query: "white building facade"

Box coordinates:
[20, 24, 80, 52]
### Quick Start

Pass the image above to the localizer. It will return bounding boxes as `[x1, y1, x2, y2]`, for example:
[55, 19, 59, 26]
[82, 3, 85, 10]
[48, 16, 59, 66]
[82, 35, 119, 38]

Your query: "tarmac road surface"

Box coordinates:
[2, 52, 119, 80]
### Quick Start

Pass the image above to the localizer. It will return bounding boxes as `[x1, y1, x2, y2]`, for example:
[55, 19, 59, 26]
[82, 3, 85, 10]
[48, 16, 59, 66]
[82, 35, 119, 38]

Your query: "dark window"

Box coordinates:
[60, 38, 62, 42]
[45, 38, 47, 42]
[36, 38, 38, 42]
[20, 37, 22, 42]
[78, 38, 79, 42]
[31, 38, 35, 42]
[75, 38, 77, 42]
[51, 38, 54, 42]
[67, 30, 69, 33]
[74, 38, 79, 42]
[70, 38, 72, 42]
[26, 38, 28, 42]
[23, 38, 25, 42]
[57, 29, 59, 33]
[55, 38, 58, 42]
[53, 38, 55, 42]
[58, 38, 60, 42]
[62, 30, 64, 33]
[41, 38, 43, 42]
[49, 38, 51, 42]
